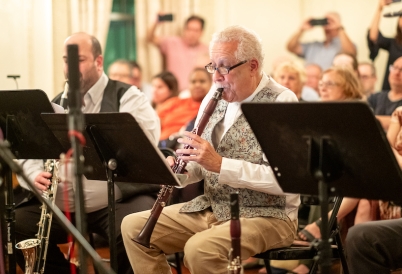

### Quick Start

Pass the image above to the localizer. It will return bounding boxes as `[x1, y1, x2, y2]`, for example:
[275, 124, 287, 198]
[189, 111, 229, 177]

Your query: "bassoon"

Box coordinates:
[133, 87, 223, 248]
[227, 192, 243, 274]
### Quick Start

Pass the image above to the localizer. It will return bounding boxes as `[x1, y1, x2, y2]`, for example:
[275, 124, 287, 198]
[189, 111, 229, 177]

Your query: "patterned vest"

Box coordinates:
[180, 79, 289, 221]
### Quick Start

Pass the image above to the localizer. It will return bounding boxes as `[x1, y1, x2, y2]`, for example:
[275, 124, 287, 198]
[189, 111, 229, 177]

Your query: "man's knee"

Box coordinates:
[121, 211, 149, 239]
[346, 223, 372, 252]
[183, 234, 226, 261]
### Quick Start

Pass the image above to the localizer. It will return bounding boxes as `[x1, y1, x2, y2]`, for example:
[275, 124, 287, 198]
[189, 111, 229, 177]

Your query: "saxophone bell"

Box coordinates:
[15, 239, 41, 274]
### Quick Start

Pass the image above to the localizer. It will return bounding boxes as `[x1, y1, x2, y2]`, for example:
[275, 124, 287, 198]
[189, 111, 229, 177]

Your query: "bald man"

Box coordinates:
[15, 32, 160, 274]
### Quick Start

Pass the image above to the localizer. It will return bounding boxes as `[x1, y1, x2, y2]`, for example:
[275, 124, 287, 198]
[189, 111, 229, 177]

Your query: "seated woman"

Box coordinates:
[157, 68, 212, 142]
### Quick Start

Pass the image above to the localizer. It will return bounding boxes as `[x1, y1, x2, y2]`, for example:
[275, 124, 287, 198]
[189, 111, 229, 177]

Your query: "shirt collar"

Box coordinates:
[85, 72, 108, 105]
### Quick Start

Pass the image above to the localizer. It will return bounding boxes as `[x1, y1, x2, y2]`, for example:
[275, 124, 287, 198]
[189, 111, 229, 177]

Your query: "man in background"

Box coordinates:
[108, 59, 152, 101]
[359, 62, 377, 97]
[148, 14, 209, 91]
[15, 32, 160, 274]
[287, 12, 356, 70]
[368, 57, 402, 130]
[305, 63, 322, 93]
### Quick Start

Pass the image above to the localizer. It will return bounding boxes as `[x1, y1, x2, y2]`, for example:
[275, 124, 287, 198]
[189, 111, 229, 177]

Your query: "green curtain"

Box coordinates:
[104, 0, 136, 72]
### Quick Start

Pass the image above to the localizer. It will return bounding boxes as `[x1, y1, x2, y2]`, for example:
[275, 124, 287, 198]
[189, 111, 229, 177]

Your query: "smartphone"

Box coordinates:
[309, 18, 328, 26]
[158, 14, 174, 22]
[392, 0, 402, 3]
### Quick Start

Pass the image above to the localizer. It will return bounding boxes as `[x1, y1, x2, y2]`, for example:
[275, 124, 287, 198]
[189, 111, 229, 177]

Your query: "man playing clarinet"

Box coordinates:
[121, 25, 300, 274]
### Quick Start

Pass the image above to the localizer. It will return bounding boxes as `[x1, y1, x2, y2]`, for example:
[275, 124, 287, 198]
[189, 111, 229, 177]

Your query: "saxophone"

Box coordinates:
[16, 159, 60, 274]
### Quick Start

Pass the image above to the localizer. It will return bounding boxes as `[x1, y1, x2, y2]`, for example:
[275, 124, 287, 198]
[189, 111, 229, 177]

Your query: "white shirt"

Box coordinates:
[182, 73, 300, 221]
[18, 73, 161, 213]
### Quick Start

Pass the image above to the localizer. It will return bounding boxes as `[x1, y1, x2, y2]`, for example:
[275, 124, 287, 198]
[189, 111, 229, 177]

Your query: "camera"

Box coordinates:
[158, 14, 174, 22]
[309, 18, 328, 26]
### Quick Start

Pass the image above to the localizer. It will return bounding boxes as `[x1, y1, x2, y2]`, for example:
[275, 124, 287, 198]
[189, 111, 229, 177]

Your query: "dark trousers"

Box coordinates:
[15, 193, 156, 274]
[346, 218, 402, 274]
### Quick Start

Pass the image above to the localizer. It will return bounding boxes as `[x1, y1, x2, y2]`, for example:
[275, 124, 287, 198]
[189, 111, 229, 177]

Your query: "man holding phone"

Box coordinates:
[147, 14, 209, 91]
[286, 12, 356, 70]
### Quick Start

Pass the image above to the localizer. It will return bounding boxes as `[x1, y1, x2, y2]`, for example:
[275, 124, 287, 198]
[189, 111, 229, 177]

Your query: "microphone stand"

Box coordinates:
[0, 140, 114, 274]
[66, 44, 88, 273]
[7, 76, 20, 90]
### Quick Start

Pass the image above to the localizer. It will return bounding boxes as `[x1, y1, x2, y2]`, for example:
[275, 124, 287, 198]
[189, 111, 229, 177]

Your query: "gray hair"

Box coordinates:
[210, 25, 264, 73]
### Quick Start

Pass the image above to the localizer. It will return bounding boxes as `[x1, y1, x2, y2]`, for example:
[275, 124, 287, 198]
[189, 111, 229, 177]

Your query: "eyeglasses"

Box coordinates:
[318, 81, 340, 88]
[205, 60, 247, 75]
[389, 65, 402, 73]
[359, 74, 375, 80]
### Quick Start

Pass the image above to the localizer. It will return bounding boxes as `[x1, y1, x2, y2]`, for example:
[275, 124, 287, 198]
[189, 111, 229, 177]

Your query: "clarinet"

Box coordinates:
[133, 87, 224, 248]
[227, 193, 243, 274]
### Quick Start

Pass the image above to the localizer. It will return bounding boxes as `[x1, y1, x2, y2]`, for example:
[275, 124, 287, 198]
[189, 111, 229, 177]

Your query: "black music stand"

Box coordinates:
[41, 112, 182, 273]
[241, 102, 402, 274]
[0, 89, 65, 274]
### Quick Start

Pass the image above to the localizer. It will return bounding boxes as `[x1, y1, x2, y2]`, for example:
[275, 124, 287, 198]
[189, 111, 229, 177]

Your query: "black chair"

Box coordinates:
[253, 196, 349, 274]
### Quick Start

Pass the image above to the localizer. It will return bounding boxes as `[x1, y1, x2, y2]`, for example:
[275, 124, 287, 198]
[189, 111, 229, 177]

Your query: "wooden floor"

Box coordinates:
[16, 245, 262, 274]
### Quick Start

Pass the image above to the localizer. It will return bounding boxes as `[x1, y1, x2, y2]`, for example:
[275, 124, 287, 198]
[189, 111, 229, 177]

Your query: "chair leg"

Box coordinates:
[309, 259, 318, 274]
[175, 252, 182, 274]
[88, 233, 100, 274]
[263, 259, 273, 274]
[334, 232, 349, 274]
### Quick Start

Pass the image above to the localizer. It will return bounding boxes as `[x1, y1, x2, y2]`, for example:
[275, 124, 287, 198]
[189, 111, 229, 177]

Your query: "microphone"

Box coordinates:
[60, 81, 69, 110]
[384, 10, 402, 17]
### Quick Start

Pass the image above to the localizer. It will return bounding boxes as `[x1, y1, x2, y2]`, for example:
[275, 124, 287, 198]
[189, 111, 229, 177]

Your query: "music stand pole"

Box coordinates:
[4, 168, 15, 274]
[87, 125, 118, 272]
[5, 118, 17, 274]
[67, 44, 88, 273]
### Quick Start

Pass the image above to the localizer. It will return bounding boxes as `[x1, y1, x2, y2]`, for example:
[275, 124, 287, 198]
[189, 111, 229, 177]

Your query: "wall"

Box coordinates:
[0, 0, 53, 95]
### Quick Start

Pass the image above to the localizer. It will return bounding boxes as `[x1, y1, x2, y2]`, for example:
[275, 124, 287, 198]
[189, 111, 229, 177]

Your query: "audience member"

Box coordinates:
[121, 25, 300, 274]
[368, 56, 402, 130]
[358, 62, 378, 97]
[346, 218, 402, 274]
[369, 0, 402, 91]
[15, 32, 160, 274]
[157, 68, 212, 141]
[148, 14, 208, 91]
[274, 62, 305, 100]
[287, 12, 356, 70]
[151, 71, 179, 111]
[129, 60, 153, 101]
[108, 59, 152, 101]
[305, 63, 322, 92]
[346, 109, 402, 274]
[108, 59, 135, 85]
[332, 52, 359, 76]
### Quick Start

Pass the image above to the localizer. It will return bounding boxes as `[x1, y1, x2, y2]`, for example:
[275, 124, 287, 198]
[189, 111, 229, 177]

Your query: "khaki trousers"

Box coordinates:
[121, 203, 297, 274]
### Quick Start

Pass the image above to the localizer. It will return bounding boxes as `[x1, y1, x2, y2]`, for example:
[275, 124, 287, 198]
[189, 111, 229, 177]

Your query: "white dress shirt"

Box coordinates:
[18, 73, 161, 213]
[182, 73, 300, 221]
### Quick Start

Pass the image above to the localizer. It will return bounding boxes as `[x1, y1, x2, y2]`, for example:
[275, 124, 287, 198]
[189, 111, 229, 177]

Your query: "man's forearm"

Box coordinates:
[338, 29, 357, 56]
[287, 29, 304, 55]
[147, 22, 160, 45]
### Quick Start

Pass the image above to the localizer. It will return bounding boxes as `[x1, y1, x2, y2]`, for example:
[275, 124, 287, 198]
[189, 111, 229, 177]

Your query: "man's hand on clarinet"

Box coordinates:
[176, 131, 222, 173]
[34, 171, 52, 191]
